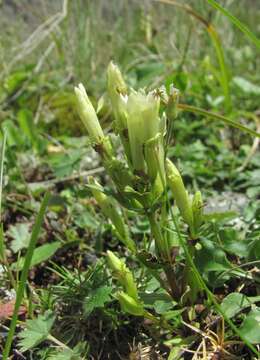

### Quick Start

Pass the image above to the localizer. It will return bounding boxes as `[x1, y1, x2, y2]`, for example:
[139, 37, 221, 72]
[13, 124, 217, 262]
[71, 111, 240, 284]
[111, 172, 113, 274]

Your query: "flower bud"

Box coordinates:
[74, 83, 104, 142]
[107, 251, 138, 300]
[192, 191, 204, 234]
[89, 177, 136, 252]
[144, 134, 166, 194]
[166, 85, 179, 120]
[107, 62, 128, 129]
[107, 62, 132, 162]
[107, 250, 124, 273]
[117, 291, 144, 316]
[166, 159, 193, 230]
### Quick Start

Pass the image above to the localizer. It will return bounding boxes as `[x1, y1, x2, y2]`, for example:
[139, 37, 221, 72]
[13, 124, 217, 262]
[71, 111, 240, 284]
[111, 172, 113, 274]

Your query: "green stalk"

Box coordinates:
[206, 0, 260, 48]
[3, 192, 50, 360]
[147, 212, 168, 259]
[0, 130, 6, 220]
[0, 131, 6, 261]
[147, 212, 180, 300]
[178, 104, 260, 138]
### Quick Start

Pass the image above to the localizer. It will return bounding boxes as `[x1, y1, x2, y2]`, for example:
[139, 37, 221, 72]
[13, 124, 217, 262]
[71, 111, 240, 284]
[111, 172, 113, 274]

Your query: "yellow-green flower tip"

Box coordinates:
[117, 292, 144, 316]
[107, 250, 124, 273]
[74, 83, 104, 142]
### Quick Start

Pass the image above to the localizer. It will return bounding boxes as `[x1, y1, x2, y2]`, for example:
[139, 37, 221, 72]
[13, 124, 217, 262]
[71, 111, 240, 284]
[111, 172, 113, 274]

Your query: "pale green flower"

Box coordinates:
[126, 90, 160, 172]
[107, 61, 128, 130]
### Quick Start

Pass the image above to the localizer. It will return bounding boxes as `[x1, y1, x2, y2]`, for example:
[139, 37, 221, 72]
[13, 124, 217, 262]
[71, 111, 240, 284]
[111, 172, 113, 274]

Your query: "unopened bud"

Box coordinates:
[107, 251, 138, 299]
[74, 83, 104, 142]
[166, 159, 193, 230]
[166, 84, 179, 120]
[192, 191, 204, 234]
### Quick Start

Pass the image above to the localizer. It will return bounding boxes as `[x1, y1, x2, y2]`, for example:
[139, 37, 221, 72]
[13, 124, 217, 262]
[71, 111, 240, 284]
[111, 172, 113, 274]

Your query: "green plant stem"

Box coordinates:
[178, 104, 260, 138]
[206, 0, 260, 48]
[147, 212, 180, 300]
[3, 192, 50, 360]
[147, 212, 167, 258]
[207, 24, 231, 111]
[168, 203, 260, 357]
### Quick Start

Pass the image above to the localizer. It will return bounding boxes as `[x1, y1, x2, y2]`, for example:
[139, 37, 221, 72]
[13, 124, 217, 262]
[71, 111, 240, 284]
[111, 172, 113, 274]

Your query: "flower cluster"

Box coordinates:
[74, 62, 204, 303]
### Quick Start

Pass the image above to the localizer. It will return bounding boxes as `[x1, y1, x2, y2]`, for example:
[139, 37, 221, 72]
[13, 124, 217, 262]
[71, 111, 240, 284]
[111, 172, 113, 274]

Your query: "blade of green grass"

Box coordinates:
[0, 130, 6, 261]
[206, 0, 260, 48]
[206, 24, 231, 111]
[178, 104, 260, 138]
[0, 130, 7, 222]
[155, 0, 231, 111]
[3, 192, 50, 360]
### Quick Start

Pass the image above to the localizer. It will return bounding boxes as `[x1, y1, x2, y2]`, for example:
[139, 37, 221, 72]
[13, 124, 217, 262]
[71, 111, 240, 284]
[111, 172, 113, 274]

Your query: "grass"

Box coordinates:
[0, 0, 260, 359]
[3, 193, 50, 360]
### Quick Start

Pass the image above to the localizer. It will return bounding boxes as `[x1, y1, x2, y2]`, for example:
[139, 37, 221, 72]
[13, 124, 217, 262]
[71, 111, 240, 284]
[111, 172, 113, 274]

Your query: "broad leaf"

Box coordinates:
[240, 308, 260, 344]
[8, 223, 31, 253]
[19, 311, 55, 351]
[14, 242, 61, 270]
[221, 293, 252, 318]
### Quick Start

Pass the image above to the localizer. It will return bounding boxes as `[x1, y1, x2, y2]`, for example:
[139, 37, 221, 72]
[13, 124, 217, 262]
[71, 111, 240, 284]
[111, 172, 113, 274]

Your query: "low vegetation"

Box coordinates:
[0, 1, 259, 359]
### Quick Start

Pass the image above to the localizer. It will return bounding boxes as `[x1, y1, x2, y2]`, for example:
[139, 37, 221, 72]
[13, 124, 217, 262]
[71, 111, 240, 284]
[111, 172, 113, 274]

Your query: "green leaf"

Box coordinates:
[178, 104, 260, 138]
[74, 209, 98, 230]
[219, 228, 249, 258]
[204, 211, 238, 223]
[153, 300, 174, 314]
[221, 293, 252, 318]
[8, 223, 31, 253]
[248, 239, 260, 261]
[17, 109, 39, 151]
[195, 239, 232, 285]
[83, 286, 112, 315]
[48, 149, 84, 178]
[5, 70, 28, 93]
[240, 308, 260, 344]
[14, 242, 61, 270]
[2, 120, 23, 147]
[19, 311, 55, 351]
